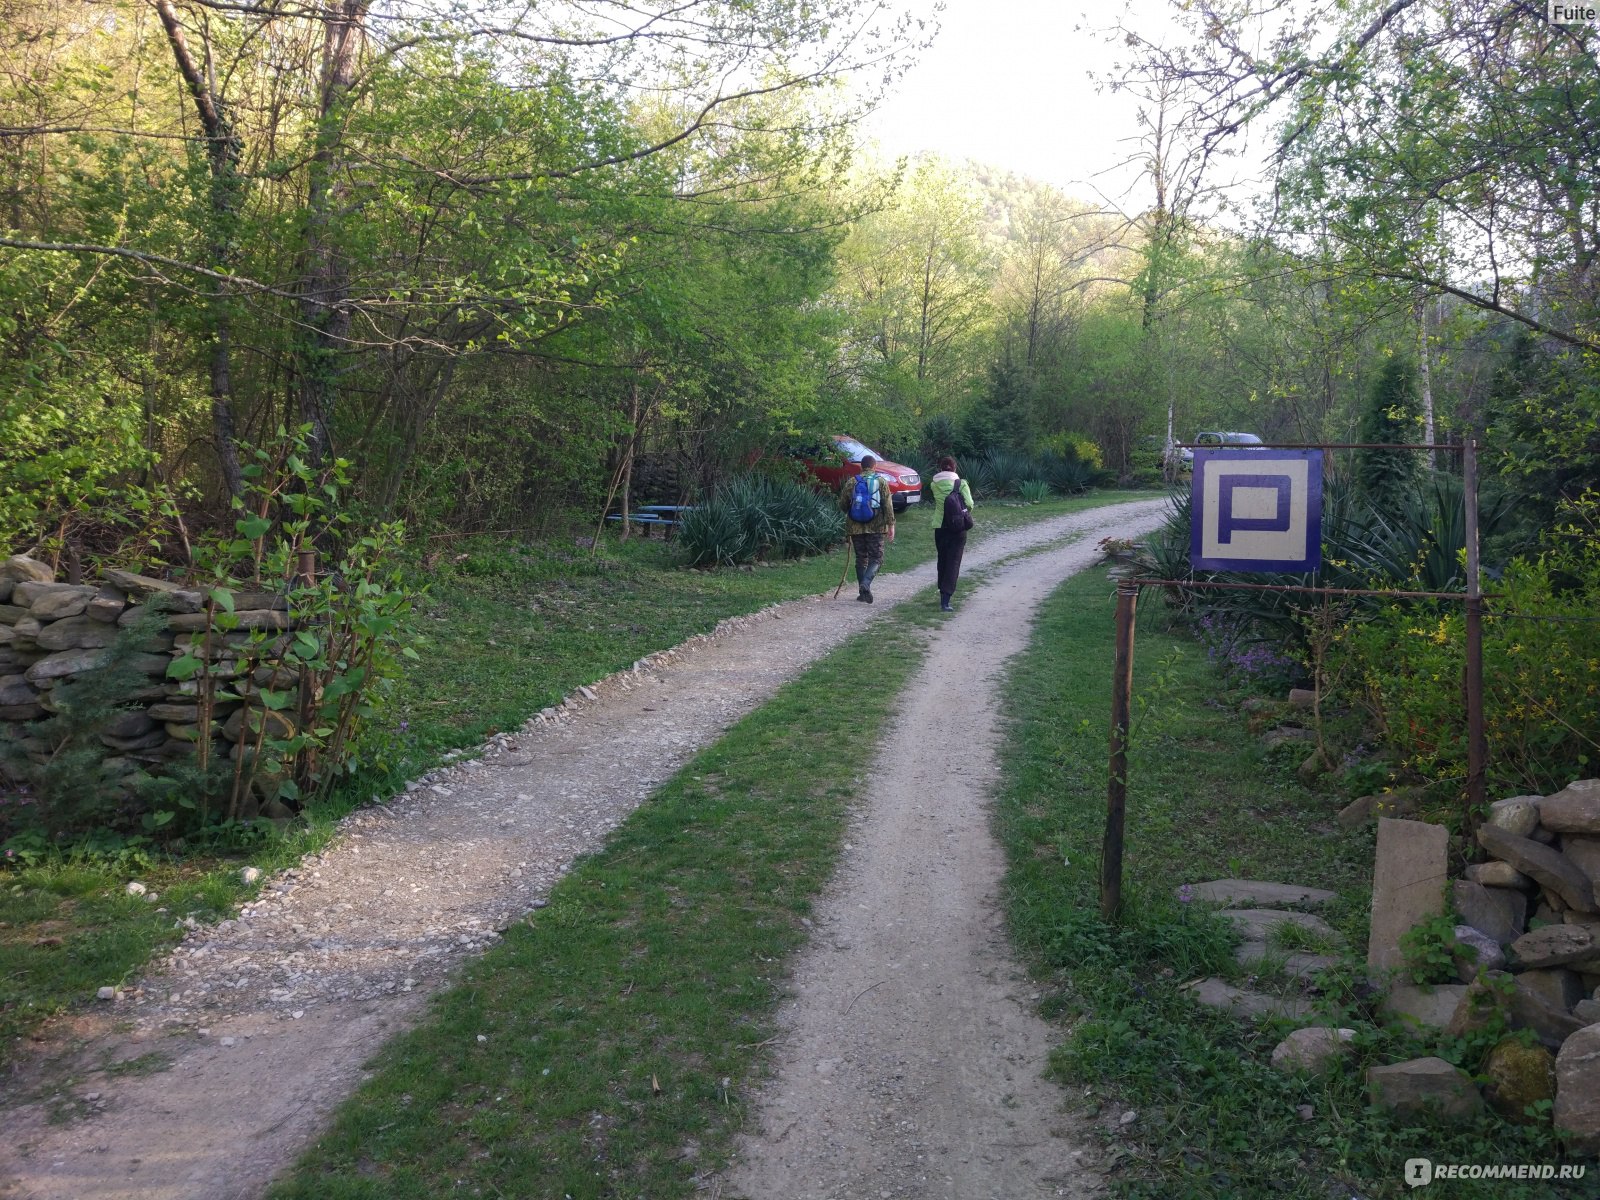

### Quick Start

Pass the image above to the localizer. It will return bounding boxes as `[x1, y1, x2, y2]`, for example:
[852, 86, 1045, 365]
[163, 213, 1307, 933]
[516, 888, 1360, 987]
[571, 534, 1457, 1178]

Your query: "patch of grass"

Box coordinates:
[270, 606, 936, 1199]
[101, 1050, 174, 1077]
[996, 571, 1575, 1199]
[0, 821, 347, 1068]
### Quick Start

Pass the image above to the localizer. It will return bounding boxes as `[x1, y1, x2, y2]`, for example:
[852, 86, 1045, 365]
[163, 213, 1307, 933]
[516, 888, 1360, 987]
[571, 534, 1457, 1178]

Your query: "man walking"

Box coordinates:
[839, 454, 895, 603]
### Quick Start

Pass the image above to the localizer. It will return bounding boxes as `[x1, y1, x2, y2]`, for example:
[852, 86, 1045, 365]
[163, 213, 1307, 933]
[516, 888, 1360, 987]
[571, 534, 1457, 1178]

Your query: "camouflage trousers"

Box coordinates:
[851, 533, 885, 586]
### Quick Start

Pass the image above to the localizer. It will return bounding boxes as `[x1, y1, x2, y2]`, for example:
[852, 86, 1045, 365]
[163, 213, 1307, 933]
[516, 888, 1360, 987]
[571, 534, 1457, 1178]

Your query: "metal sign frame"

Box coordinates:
[1100, 440, 1485, 921]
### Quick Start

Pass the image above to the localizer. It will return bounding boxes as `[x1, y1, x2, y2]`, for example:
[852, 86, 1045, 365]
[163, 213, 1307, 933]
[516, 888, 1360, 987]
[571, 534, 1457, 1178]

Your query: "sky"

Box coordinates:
[858, 0, 1191, 208]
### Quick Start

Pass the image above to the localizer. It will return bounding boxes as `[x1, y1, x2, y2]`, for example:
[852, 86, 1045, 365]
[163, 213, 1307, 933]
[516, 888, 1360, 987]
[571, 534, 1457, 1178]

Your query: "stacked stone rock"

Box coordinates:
[1446, 778, 1600, 1151]
[0, 555, 298, 817]
[1358, 786, 1600, 1151]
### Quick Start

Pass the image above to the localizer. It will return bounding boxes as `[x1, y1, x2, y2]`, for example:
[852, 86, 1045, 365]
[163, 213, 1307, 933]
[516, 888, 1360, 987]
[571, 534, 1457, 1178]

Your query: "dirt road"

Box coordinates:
[1, 498, 1168, 1200]
[720, 515, 1149, 1200]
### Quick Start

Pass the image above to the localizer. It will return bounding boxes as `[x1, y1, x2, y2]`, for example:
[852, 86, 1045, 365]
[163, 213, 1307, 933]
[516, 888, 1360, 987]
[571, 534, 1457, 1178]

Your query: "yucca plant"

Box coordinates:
[678, 475, 842, 567]
[973, 450, 1032, 496]
[1040, 453, 1094, 495]
[1018, 479, 1051, 503]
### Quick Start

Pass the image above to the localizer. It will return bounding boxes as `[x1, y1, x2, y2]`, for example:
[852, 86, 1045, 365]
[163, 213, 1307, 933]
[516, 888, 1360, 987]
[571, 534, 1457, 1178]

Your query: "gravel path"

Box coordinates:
[0, 498, 1168, 1200]
[719, 513, 1161, 1200]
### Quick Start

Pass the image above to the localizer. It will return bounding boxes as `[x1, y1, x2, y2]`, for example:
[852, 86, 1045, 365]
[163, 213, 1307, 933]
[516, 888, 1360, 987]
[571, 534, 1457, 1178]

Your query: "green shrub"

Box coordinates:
[677, 474, 843, 567]
[1018, 479, 1051, 503]
[1333, 552, 1600, 795]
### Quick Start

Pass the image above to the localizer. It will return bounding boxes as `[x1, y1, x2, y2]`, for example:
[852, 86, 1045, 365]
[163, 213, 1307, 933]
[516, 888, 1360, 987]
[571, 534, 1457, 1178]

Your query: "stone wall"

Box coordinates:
[0, 555, 301, 815]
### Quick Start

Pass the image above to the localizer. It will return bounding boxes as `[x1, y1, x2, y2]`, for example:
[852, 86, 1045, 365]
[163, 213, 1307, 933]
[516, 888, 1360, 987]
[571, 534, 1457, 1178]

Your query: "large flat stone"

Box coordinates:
[1367, 1057, 1483, 1122]
[1186, 879, 1338, 908]
[0, 555, 53, 604]
[1512, 925, 1600, 970]
[23, 647, 169, 683]
[1541, 779, 1600, 834]
[1512, 971, 1588, 1050]
[1479, 824, 1597, 913]
[1388, 984, 1471, 1031]
[1181, 977, 1315, 1022]
[167, 609, 289, 632]
[1369, 818, 1449, 974]
[1556, 1024, 1600, 1155]
[35, 615, 119, 652]
[27, 584, 98, 621]
[1222, 908, 1344, 944]
[1234, 941, 1340, 982]
[1562, 835, 1600, 891]
[1454, 879, 1529, 946]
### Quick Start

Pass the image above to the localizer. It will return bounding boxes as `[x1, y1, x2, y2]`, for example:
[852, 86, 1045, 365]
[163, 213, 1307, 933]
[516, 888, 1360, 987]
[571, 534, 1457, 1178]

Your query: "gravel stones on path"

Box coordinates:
[1, 499, 1168, 1200]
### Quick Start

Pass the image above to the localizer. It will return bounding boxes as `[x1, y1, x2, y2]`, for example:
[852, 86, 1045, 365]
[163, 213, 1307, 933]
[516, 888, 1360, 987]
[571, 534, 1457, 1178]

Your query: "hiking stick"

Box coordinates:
[834, 534, 854, 598]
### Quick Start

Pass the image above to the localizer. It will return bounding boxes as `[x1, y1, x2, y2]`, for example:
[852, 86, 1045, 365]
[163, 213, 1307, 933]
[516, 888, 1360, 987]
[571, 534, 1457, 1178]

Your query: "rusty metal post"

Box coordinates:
[1102, 579, 1139, 923]
[296, 542, 316, 589]
[1463, 438, 1486, 820]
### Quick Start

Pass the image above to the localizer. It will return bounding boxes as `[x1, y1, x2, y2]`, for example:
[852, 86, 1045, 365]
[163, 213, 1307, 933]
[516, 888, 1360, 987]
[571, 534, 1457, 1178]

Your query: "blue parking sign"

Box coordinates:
[1190, 449, 1323, 573]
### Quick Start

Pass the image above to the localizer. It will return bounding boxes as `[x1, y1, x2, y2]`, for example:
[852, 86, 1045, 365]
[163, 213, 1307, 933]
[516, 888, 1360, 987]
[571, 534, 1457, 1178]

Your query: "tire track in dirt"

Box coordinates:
[0, 499, 1168, 1200]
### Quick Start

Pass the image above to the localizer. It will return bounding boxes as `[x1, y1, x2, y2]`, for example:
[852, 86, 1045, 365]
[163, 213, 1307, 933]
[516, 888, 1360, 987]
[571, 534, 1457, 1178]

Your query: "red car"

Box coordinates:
[796, 436, 922, 513]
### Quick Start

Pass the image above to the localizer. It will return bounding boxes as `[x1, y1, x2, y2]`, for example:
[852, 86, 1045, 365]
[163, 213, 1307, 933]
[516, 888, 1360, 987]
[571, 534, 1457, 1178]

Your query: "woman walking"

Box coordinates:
[929, 456, 974, 612]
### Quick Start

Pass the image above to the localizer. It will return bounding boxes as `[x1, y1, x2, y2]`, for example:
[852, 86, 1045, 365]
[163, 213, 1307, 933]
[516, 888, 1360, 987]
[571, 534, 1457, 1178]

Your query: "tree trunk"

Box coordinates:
[1414, 293, 1436, 466]
[155, 0, 246, 501]
[297, 0, 370, 467]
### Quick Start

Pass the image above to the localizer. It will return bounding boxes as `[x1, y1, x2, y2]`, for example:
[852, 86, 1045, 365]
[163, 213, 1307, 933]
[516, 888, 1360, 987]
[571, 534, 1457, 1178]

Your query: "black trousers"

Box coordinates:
[934, 525, 967, 596]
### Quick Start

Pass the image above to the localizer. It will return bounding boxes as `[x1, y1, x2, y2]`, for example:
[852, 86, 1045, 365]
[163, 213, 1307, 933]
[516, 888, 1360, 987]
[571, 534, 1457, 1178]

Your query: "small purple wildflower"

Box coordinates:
[1177, 884, 1193, 904]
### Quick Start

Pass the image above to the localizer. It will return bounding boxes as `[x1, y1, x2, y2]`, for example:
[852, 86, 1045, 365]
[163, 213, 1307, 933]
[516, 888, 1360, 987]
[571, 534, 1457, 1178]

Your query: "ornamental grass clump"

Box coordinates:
[678, 474, 843, 568]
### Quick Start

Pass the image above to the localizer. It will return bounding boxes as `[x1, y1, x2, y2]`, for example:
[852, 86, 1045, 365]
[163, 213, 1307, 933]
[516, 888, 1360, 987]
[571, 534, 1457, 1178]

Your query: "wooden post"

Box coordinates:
[1463, 437, 1486, 822]
[1102, 579, 1139, 922]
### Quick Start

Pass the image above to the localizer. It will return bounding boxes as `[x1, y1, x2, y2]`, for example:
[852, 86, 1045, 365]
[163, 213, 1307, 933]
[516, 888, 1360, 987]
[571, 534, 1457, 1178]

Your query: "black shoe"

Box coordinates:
[863, 589, 874, 604]
[940, 599, 953, 612]
[856, 589, 869, 602]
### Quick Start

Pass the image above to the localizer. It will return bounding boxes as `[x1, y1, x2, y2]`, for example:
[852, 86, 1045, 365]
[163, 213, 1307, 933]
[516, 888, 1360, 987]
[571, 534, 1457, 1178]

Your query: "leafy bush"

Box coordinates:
[1333, 552, 1600, 795]
[677, 474, 843, 567]
[2, 428, 417, 846]
[1192, 612, 1305, 692]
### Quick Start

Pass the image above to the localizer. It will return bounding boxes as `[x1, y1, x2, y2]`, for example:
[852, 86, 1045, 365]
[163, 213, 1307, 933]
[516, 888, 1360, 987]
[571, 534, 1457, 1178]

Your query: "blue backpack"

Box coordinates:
[848, 472, 880, 522]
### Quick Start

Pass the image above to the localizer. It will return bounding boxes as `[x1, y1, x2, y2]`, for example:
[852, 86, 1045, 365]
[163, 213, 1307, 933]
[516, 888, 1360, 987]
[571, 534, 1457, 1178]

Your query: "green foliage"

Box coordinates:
[1017, 479, 1050, 503]
[1334, 552, 1600, 795]
[1399, 911, 1459, 986]
[173, 429, 417, 821]
[0, 268, 152, 552]
[676, 474, 843, 567]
